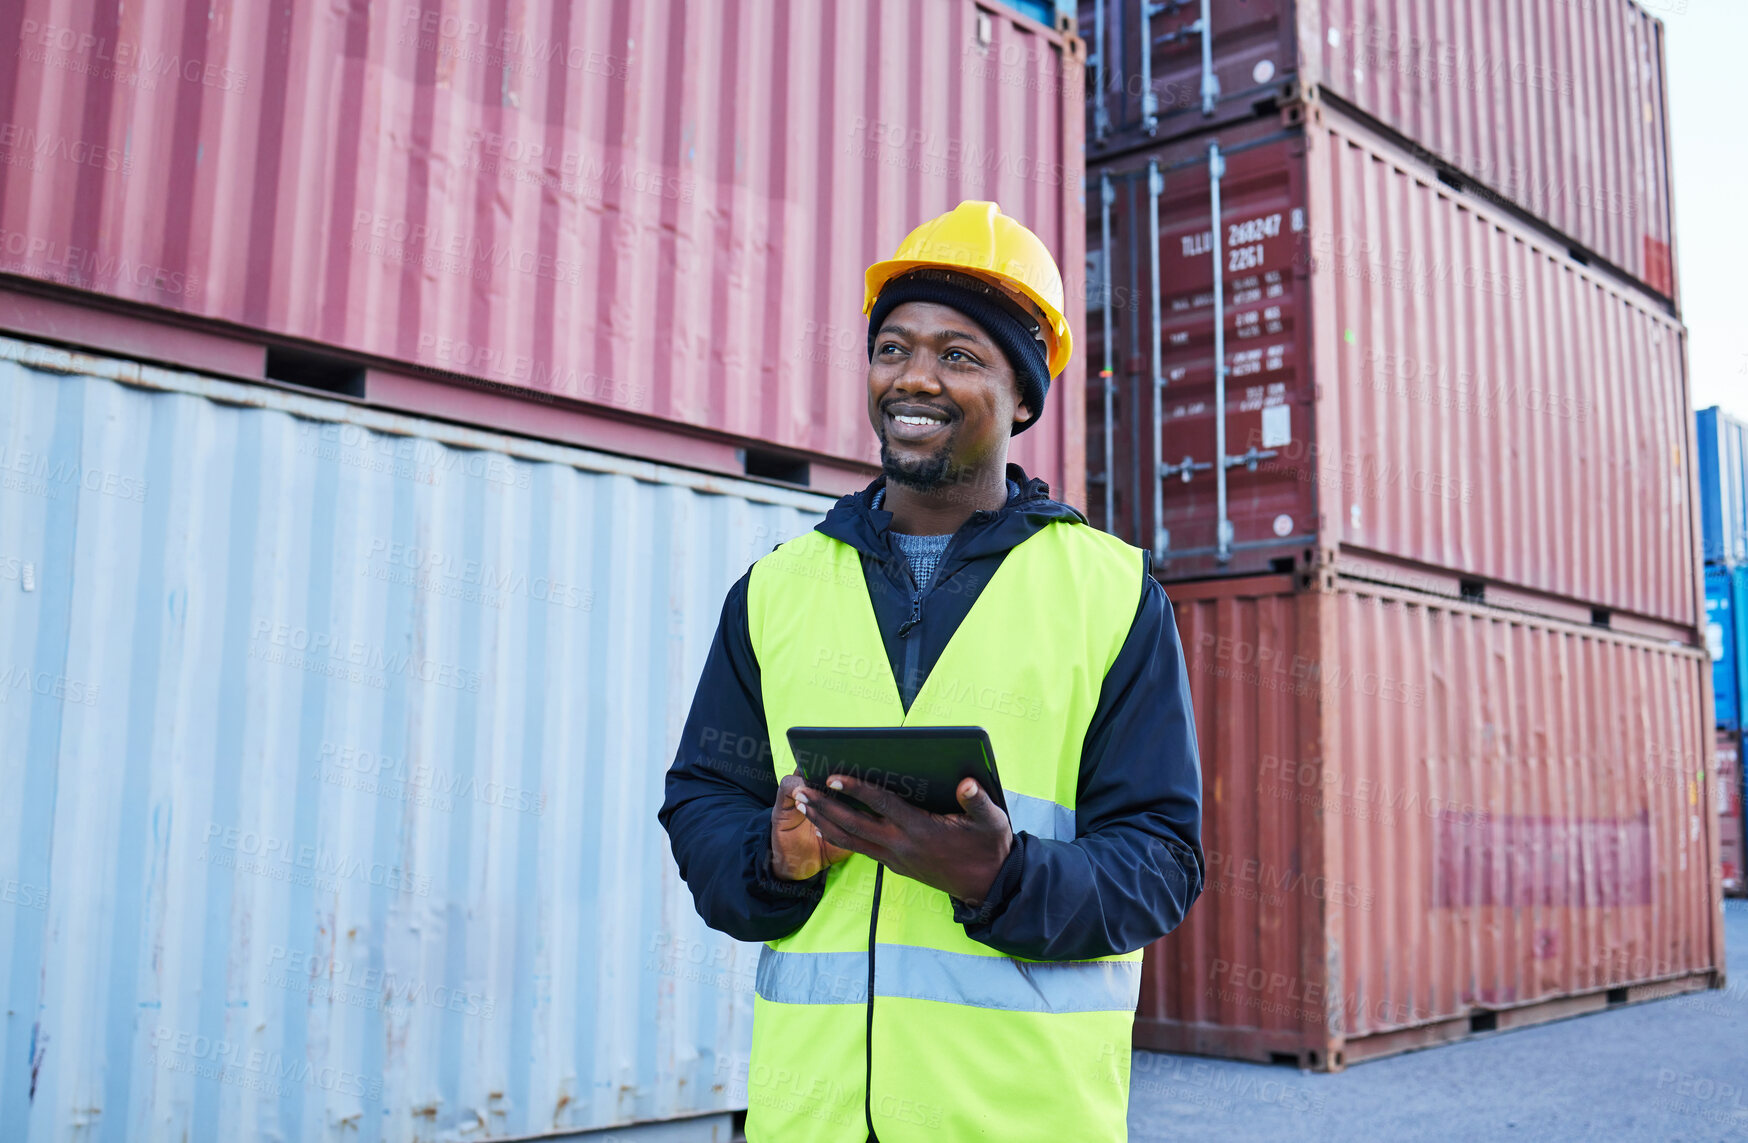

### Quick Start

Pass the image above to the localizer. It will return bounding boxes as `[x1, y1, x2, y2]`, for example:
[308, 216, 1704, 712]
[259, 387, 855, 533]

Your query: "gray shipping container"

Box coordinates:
[0, 337, 832, 1142]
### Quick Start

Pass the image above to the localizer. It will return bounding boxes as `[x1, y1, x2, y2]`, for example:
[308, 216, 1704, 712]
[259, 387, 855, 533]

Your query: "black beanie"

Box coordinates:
[866, 269, 1051, 435]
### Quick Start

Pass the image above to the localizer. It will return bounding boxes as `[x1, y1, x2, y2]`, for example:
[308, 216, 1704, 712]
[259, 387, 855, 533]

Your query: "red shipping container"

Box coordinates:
[0, 0, 1087, 500]
[1080, 0, 1677, 301]
[1146, 572, 1721, 1069]
[1086, 105, 1698, 632]
[1718, 730, 1744, 897]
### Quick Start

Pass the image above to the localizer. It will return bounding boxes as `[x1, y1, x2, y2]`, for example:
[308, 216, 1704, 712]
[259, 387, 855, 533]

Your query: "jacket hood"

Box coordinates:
[815, 463, 1085, 562]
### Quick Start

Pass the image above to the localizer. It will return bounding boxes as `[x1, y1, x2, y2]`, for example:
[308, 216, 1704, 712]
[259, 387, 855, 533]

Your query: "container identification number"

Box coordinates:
[1229, 244, 1265, 272]
[1228, 213, 1283, 245]
[1226, 212, 1282, 272]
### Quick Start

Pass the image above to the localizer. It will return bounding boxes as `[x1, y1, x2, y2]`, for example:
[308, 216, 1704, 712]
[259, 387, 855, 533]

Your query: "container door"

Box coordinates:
[1082, 0, 1298, 152]
[1152, 129, 1314, 579]
[1088, 124, 1315, 578]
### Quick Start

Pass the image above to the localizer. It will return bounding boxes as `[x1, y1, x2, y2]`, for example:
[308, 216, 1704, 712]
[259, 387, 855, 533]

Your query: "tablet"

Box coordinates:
[785, 726, 1005, 818]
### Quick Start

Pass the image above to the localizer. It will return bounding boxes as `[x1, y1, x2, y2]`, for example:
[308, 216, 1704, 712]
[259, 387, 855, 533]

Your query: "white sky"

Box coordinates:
[1664, 0, 1748, 420]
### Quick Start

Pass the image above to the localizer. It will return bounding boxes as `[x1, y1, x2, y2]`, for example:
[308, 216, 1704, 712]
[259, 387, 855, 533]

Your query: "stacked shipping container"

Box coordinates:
[1699, 407, 1748, 898]
[1698, 407, 1748, 569]
[1156, 574, 1713, 1068]
[1083, 0, 1678, 301]
[0, 0, 1086, 500]
[0, 338, 837, 1142]
[1085, 108, 1693, 627]
[1708, 562, 1748, 736]
[1081, 0, 1718, 1067]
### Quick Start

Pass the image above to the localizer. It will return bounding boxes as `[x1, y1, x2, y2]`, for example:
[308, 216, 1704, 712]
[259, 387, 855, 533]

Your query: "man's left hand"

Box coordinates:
[795, 776, 1013, 906]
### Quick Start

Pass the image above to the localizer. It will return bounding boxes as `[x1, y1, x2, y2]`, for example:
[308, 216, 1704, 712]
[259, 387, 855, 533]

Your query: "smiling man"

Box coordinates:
[658, 202, 1204, 1143]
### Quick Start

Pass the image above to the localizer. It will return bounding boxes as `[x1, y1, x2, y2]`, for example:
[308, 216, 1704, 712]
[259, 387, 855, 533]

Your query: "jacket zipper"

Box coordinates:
[895, 562, 924, 706]
[893, 527, 969, 701]
[865, 864, 884, 1142]
[898, 600, 923, 704]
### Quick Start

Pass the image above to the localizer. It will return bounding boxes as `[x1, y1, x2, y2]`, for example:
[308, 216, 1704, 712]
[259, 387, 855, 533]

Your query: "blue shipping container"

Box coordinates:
[995, 0, 1073, 26]
[0, 337, 834, 1143]
[1697, 406, 1748, 567]
[1708, 564, 1748, 732]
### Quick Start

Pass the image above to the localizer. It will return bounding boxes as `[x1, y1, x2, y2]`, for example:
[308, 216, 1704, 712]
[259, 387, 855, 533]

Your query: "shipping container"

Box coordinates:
[0, 0, 1087, 504]
[1081, 0, 1677, 301]
[1697, 407, 1748, 568]
[1138, 572, 1721, 1070]
[1085, 104, 1696, 632]
[1706, 563, 1748, 734]
[1717, 731, 1743, 898]
[0, 335, 836, 1142]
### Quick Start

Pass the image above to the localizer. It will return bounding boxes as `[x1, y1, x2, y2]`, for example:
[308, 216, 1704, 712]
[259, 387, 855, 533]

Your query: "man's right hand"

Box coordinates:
[771, 772, 852, 881]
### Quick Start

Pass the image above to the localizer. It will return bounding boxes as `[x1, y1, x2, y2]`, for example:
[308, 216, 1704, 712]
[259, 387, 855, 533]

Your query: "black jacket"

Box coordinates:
[657, 465, 1203, 961]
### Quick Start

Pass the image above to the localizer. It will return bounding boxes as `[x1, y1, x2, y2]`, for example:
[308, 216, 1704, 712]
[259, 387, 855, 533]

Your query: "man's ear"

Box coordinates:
[1012, 373, 1032, 426]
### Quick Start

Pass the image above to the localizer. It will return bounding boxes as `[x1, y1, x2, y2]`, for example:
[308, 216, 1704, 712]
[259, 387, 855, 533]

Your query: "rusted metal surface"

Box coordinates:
[1086, 105, 1697, 628]
[1143, 573, 1719, 1068]
[0, 335, 834, 1141]
[1081, 0, 1677, 300]
[0, 0, 1087, 503]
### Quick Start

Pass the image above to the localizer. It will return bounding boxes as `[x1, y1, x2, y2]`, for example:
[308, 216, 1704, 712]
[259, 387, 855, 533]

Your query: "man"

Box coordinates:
[659, 201, 1203, 1142]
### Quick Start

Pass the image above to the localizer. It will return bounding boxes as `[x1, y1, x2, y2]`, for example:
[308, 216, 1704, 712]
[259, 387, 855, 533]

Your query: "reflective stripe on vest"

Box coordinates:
[1005, 790, 1075, 841]
[757, 945, 1143, 1013]
[744, 520, 1146, 1143]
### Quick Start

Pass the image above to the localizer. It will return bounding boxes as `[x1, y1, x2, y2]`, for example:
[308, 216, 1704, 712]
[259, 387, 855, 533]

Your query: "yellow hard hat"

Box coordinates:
[863, 201, 1073, 377]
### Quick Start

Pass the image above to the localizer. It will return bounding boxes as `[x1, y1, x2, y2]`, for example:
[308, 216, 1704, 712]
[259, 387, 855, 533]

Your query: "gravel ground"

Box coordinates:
[1128, 900, 1748, 1143]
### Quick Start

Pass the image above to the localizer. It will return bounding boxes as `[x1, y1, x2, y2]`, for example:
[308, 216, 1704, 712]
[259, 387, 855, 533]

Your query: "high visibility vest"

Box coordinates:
[743, 520, 1146, 1143]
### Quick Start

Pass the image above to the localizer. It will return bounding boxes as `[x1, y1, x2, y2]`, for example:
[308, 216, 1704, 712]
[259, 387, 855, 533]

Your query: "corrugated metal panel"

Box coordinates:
[0, 0, 1086, 502]
[0, 336, 833, 1142]
[1327, 585, 1712, 1043]
[1140, 574, 1718, 1067]
[1708, 565, 1742, 733]
[1303, 0, 1677, 300]
[1085, 107, 1695, 627]
[1309, 108, 1694, 627]
[1697, 407, 1748, 567]
[1081, 0, 1677, 300]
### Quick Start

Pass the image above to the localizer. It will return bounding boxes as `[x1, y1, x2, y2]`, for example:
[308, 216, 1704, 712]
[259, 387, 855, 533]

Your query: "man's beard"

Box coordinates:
[880, 431, 960, 491]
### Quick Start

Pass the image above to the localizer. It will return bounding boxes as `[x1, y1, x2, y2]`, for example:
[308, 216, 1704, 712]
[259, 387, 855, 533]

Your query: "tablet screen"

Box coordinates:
[785, 726, 1004, 818]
